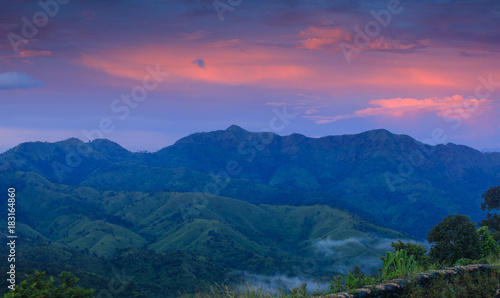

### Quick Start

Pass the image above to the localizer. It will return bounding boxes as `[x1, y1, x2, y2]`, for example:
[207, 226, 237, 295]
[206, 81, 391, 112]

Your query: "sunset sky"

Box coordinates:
[1, 0, 499, 152]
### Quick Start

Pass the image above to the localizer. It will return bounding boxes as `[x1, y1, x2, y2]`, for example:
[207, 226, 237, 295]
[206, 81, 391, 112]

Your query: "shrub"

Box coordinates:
[4, 271, 94, 298]
[382, 249, 416, 279]
[454, 258, 474, 266]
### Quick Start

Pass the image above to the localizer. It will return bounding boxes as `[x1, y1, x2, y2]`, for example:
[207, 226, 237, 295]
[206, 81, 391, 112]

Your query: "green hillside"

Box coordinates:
[0, 169, 407, 296]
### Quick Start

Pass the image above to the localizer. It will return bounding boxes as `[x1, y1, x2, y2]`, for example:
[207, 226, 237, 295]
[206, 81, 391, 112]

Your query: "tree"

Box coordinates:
[479, 181, 500, 238]
[389, 240, 427, 262]
[477, 226, 499, 257]
[4, 271, 94, 298]
[427, 214, 481, 265]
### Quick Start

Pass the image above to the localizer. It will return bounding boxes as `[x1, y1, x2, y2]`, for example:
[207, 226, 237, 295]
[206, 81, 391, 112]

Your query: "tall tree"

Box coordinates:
[479, 181, 500, 235]
[427, 214, 481, 265]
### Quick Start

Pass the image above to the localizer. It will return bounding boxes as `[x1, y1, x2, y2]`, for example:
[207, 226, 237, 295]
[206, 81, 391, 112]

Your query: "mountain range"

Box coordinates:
[1, 126, 499, 296]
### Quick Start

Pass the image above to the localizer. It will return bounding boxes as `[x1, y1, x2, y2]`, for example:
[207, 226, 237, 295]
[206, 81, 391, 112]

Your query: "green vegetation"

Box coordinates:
[0, 170, 406, 297]
[479, 181, 500, 239]
[4, 271, 94, 298]
[427, 214, 481, 265]
[387, 240, 427, 262]
[402, 269, 500, 298]
[204, 207, 500, 297]
[381, 249, 416, 279]
[478, 226, 499, 257]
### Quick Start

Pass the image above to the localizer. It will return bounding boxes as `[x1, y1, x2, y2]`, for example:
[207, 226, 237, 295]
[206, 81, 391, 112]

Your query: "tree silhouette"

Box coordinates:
[479, 181, 500, 237]
[427, 214, 480, 265]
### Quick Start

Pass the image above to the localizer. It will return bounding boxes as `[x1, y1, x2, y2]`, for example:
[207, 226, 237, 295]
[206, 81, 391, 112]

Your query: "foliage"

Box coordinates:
[327, 266, 378, 294]
[346, 266, 375, 290]
[4, 271, 94, 298]
[427, 214, 481, 265]
[477, 226, 499, 257]
[389, 240, 427, 262]
[381, 249, 416, 279]
[479, 182, 500, 232]
[480, 183, 500, 211]
[454, 258, 474, 266]
[402, 267, 500, 298]
[328, 275, 345, 293]
[282, 283, 308, 297]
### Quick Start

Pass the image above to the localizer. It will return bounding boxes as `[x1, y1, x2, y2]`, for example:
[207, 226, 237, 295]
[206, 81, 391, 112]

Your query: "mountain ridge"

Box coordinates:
[1, 126, 498, 238]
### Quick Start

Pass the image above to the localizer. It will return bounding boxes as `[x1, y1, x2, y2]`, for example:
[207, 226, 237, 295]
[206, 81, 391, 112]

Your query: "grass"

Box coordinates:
[402, 268, 500, 297]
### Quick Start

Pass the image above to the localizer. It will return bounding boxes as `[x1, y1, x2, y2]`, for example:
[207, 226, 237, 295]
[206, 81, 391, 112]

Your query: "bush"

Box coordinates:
[328, 266, 378, 294]
[454, 258, 474, 266]
[382, 249, 416, 279]
[4, 271, 94, 298]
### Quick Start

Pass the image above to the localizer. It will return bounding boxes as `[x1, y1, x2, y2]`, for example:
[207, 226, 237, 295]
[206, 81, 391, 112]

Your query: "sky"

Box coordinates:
[1, 0, 499, 152]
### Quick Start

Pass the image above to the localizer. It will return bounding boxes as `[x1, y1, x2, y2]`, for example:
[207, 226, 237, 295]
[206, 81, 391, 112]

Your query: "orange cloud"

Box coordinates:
[80, 42, 310, 86]
[294, 26, 351, 50]
[307, 95, 493, 124]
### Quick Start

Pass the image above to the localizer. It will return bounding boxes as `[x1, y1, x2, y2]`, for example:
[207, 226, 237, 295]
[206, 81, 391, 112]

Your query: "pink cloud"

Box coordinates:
[292, 26, 422, 53]
[293, 26, 351, 50]
[308, 95, 493, 124]
[75, 35, 499, 97]
[79, 43, 310, 87]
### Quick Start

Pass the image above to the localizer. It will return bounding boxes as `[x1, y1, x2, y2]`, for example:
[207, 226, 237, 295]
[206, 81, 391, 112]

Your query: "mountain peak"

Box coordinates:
[90, 138, 127, 150]
[361, 128, 394, 137]
[225, 125, 249, 134]
[55, 137, 85, 146]
[222, 125, 252, 141]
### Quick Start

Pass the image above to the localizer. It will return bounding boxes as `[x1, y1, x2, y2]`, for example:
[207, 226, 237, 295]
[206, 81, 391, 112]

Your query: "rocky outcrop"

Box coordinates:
[319, 264, 493, 297]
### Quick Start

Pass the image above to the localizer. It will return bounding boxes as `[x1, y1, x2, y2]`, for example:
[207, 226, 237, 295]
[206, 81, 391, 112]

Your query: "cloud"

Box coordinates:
[192, 58, 205, 69]
[312, 236, 428, 273]
[233, 272, 328, 294]
[313, 237, 394, 273]
[307, 95, 493, 124]
[181, 30, 207, 41]
[80, 45, 309, 86]
[13, 50, 51, 58]
[293, 26, 351, 50]
[266, 102, 289, 107]
[292, 26, 423, 53]
[0, 72, 42, 90]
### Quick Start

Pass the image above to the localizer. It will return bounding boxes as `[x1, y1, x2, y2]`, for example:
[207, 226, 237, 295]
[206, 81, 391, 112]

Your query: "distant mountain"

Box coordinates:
[2, 126, 498, 238]
[482, 148, 500, 153]
[2, 126, 499, 295]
